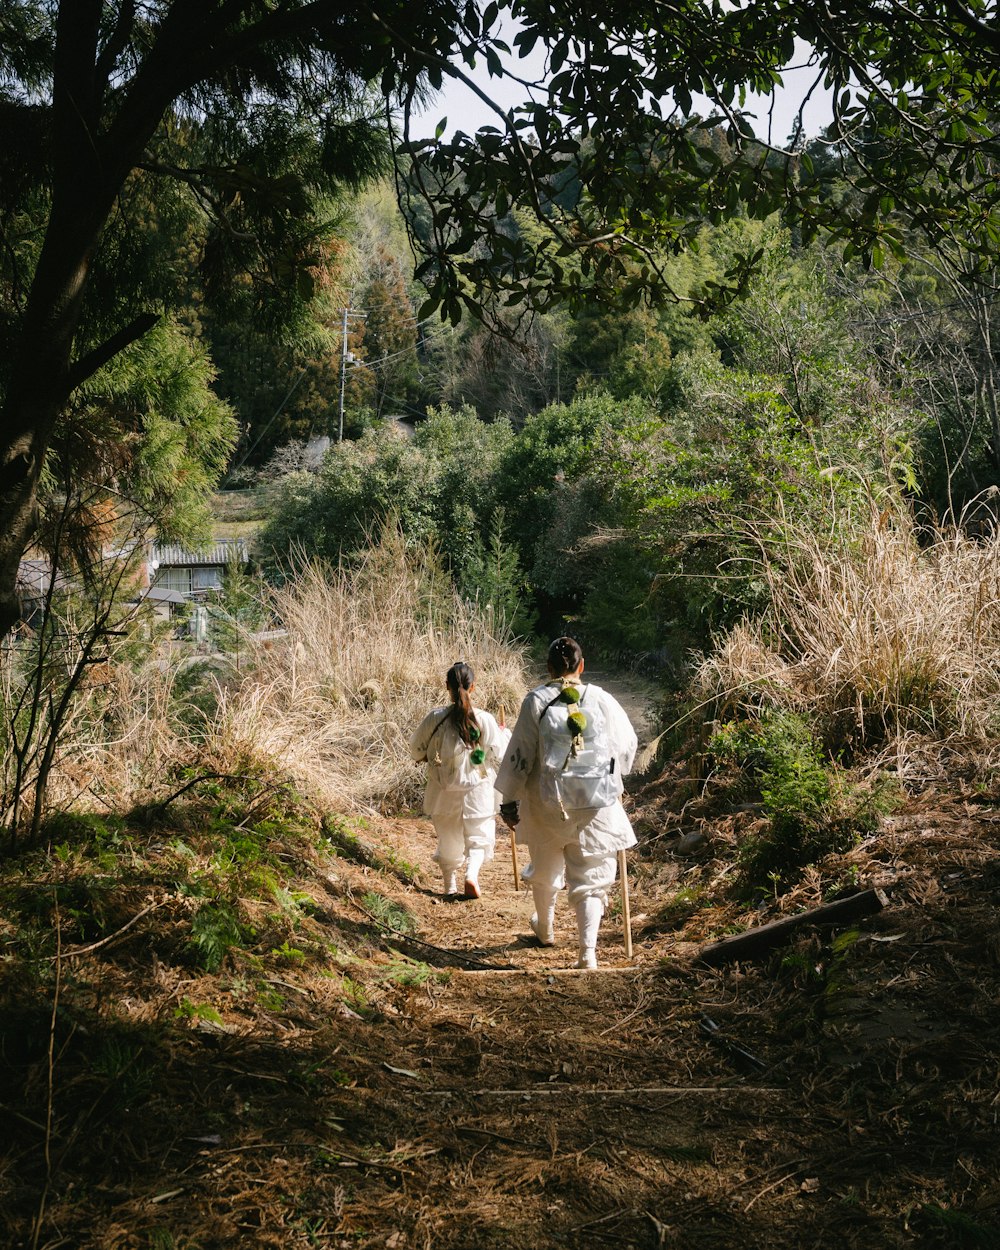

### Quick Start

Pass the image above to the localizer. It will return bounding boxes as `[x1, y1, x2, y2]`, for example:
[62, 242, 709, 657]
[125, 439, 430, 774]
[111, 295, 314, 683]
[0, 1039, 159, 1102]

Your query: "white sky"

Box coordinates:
[411, 38, 835, 148]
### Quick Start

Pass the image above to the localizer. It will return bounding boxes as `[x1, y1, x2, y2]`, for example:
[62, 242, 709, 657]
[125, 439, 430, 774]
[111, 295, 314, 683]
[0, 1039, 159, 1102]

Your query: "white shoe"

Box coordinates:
[442, 872, 459, 897]
[576, 949, 598, 970]
[530, 912, 555, 947]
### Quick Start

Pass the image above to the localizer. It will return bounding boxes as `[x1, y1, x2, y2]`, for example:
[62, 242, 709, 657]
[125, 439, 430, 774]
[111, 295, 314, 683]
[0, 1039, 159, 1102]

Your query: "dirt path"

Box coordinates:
[582, 666, 661, 749]
[350, 816, 798, 1250]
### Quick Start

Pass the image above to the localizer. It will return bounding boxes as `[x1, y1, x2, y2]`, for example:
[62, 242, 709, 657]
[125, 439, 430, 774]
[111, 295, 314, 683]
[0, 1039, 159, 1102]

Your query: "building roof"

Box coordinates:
[131, 585, 187, 605]
[152, 538, 249, 567]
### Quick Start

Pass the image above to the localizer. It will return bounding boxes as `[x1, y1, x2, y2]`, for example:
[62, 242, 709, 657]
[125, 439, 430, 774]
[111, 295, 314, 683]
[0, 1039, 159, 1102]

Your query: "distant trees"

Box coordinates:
[5, 0, 1000, 642]
[259, 219, 938, 660]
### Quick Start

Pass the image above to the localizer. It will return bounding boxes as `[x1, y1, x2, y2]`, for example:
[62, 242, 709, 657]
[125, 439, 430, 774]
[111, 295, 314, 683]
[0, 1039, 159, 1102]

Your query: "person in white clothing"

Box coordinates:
[410, 660, 510, 899]
[495, 636, 638, 969]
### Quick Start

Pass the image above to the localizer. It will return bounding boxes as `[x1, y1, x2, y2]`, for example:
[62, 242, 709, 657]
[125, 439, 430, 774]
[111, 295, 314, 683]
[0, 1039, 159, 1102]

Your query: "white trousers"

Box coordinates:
[431, 813, 496, 874]
[521, 836, 618, 907]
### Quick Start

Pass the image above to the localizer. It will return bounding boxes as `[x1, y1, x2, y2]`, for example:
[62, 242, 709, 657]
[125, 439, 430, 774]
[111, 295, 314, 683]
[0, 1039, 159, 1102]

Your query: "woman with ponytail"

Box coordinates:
[410, 661, 510, 899]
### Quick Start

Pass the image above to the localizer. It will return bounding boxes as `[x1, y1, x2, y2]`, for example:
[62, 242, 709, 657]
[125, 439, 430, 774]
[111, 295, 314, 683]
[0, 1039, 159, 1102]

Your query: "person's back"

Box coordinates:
[411, 661, 508, 898]
[496, 638, 637, 968]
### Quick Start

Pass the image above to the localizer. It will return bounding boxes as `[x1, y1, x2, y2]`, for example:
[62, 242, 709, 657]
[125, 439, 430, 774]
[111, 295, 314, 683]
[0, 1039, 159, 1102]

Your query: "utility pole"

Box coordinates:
[337, 306, 366, 442]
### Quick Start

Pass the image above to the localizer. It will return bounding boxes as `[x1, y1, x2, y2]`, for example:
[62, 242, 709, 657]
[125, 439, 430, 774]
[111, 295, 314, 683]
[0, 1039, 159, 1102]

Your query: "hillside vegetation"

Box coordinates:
[5, 83, 1000, 1250]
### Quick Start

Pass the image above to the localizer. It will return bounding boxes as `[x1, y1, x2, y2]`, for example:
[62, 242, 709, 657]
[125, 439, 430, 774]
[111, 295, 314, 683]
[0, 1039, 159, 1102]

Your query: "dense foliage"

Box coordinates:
[5, 1, 1000, 642]
[260, 219, 957, 666]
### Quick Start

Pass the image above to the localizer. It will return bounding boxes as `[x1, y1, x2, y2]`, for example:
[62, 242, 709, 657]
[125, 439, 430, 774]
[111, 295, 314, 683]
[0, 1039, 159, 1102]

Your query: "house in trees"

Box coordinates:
[148, 539, 249, 639]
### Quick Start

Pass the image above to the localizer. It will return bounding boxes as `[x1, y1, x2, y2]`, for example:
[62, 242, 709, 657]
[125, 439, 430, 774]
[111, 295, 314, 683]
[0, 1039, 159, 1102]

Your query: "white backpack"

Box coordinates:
[428, 714, 489, 793]
[538, 684, 623, 817]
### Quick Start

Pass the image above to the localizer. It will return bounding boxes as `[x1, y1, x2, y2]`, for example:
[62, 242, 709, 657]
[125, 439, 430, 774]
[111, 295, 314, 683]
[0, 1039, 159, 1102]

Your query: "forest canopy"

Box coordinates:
[3, 0, 1000, 641]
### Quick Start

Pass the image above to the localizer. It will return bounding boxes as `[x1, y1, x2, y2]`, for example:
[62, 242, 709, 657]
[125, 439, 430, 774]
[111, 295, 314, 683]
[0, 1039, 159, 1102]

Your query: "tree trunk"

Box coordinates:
[0, 195, 116, 637]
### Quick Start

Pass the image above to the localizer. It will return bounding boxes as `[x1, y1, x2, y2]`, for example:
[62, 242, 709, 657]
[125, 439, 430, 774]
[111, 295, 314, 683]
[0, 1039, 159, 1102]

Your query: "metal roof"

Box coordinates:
[131, 585, 187, 604]
[152, 538, 249, 567]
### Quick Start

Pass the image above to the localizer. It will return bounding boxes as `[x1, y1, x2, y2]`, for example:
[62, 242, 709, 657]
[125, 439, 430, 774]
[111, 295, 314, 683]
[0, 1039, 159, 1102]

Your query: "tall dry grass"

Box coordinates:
[696, 504, 1000, 748]
[4, 531, 528, 825]
[210, 534, 528, 811]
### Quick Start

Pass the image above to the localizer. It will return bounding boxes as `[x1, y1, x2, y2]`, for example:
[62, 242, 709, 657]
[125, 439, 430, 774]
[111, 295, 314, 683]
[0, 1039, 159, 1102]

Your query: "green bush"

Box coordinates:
[710, 710, 889, 893]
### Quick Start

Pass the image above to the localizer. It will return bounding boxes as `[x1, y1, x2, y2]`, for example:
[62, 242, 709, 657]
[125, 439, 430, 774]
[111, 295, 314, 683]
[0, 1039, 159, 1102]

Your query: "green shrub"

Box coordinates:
[710, 710, 889, 893]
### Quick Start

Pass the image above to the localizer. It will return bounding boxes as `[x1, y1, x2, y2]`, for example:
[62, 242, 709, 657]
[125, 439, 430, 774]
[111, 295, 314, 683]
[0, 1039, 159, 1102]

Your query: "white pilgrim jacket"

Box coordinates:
[494, 681, 639, 855]
[410, 707, 508, 820]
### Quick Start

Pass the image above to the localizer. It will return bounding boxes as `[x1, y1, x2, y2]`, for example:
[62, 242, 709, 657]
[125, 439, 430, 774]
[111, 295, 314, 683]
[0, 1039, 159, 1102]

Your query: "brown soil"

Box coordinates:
[3, 771, 1000, 1249]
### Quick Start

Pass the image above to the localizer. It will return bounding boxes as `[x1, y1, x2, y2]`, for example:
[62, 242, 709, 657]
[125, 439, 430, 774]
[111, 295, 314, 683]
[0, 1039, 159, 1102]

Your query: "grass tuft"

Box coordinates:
[696, 503, 1000, 753]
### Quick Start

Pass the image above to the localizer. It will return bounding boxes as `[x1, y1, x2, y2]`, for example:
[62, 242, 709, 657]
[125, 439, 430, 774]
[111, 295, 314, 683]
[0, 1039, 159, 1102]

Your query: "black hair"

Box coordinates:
[446, 661, 479, 745]
[547, 636, 584, 678]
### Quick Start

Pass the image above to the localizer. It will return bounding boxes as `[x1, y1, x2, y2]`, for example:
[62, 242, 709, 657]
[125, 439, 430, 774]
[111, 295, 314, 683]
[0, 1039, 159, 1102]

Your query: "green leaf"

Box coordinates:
[417, 297, 440, 322]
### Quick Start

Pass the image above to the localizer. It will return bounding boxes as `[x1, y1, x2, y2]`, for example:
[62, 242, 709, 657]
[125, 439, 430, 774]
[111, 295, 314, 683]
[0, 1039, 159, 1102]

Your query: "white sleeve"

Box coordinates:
[480, 712, 511, 772]
[494, 694, 540, 802]
[410, 709, 445, 763]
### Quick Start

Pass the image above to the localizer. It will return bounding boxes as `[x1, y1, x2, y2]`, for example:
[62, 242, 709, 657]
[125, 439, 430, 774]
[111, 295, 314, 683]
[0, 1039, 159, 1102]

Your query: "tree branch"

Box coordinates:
[52, 0, 104, 177]
[66, 312, 160, 391]
[95, 0, 136, 96]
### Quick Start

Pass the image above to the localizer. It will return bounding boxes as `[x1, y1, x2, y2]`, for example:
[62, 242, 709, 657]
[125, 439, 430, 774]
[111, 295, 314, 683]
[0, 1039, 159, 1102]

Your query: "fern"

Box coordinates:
[190, 901, 243, 972]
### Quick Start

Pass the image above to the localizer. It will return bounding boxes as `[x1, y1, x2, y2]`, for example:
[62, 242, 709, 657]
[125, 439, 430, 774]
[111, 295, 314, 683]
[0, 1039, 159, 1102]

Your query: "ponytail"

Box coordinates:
[446, 661, 479, 745]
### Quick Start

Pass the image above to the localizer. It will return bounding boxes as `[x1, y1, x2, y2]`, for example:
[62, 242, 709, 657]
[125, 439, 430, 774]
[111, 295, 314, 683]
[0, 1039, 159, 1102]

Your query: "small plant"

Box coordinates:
[377, 958, 437, 988]
[711, 710, 885, 893]
[360, 891, 416, 935]
[189, 900, 244, 971]
[174, 998, 224, 1025]
[341, 976, 373, 1018]
[271, 885, 316, 917]
[256, 985, 286, 1012]
[90, 1036, 156, 1106]
[913, 1203, 998, 1247]
[270, 940, 307, 964]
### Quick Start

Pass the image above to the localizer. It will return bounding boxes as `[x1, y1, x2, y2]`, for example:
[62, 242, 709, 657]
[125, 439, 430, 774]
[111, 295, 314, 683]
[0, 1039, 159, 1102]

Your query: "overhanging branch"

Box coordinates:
[67, 312, 160, 391]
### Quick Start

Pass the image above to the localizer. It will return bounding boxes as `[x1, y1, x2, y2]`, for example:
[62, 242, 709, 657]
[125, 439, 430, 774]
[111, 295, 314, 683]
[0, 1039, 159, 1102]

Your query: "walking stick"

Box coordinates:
[618, 849, 633, 958]
[500, 704, 521, 890]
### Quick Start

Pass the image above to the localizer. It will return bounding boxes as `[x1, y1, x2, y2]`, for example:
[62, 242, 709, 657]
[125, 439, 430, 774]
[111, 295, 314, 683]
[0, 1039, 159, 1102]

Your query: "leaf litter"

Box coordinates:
[1, 762, 999, 1249]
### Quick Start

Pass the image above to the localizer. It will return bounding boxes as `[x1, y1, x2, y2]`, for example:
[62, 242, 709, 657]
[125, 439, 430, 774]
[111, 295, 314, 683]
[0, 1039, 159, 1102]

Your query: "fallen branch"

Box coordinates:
[696, 888, 890, 966]
[404, 1084, 783, 1098]
[144, 772, 254, 815]
[49, 901, 162, 960]
[699, 1014, 767, 1073]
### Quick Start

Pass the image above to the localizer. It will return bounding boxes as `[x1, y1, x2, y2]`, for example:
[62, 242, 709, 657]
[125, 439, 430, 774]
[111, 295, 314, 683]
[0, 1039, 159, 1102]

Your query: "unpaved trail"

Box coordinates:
[358, 815, 800, 1250]
[582, 666, 661, 750]
[324, 672, 781, 1249]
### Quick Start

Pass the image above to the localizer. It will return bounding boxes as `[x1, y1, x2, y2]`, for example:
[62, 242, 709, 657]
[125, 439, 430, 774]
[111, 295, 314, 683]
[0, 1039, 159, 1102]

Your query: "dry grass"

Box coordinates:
[2, 531, 527, 825]
[213, 534, 527, 812]
[696, 504, 1000, 748]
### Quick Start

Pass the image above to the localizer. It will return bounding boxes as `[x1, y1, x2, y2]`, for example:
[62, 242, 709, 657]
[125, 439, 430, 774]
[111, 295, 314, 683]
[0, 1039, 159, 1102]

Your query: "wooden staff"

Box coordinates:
[618, 849, 633, 958]
[500, 703, 521, 890]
